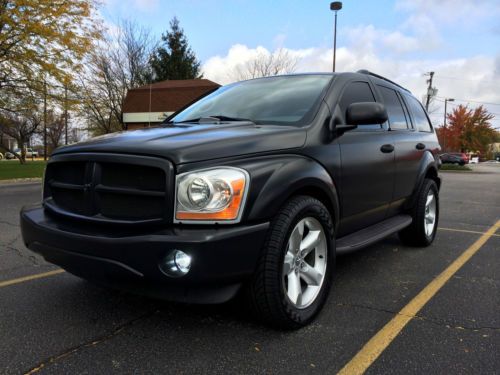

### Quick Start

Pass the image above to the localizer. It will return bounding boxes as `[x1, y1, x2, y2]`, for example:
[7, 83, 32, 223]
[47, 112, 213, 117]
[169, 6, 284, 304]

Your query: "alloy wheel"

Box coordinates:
[424, 190, 437, 237]
[282, 217, 327, 309]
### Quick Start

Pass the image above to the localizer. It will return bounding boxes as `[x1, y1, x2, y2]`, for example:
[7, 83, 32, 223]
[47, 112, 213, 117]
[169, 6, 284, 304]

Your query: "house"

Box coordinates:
[0, 132, 16, 151]
[122, 79, 220, 130]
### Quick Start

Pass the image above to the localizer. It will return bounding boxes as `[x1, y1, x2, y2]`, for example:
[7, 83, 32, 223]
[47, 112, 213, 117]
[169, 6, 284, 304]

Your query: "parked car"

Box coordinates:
[6, 148, 38, 159]
[21, 71, 441, 329]
[27, 148, 39, 158]
[448, 152, 469, 164]
[5, 151, 15, 159]
[440, 153, 465, 166]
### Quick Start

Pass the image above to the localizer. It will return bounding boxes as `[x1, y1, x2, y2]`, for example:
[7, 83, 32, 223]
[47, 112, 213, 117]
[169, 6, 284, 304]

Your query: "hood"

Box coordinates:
[53, 122, 307, 164]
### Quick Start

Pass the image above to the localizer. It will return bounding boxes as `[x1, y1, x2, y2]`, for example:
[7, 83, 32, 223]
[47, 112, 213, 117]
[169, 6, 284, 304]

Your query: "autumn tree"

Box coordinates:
[231, 48, 299, 82]
[0, 0, 100, 102]
[437, 104, 496, 156]
[150, 17, 202, 81]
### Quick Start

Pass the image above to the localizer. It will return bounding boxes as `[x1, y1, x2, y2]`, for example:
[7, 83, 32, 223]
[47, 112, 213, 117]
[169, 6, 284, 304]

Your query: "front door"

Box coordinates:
[335, 81, 395, 236]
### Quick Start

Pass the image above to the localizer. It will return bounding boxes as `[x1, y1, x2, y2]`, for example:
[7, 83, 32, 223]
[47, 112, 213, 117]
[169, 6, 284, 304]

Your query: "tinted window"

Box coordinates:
[377, 86, 408, 130]
[339, 81, 382, 130]
[405, 94, 432, 132]
[171, 75, 332, 126]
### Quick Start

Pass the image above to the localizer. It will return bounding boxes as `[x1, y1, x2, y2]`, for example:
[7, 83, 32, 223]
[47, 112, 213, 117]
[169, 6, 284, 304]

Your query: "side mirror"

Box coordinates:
[346, 102, 388, 125]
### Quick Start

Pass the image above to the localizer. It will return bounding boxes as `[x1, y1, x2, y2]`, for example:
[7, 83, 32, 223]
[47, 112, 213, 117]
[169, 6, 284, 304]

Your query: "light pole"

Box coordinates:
[443, 98, 454, 151]
[330, 2, 342, 72]
[43, 80, 48, 161]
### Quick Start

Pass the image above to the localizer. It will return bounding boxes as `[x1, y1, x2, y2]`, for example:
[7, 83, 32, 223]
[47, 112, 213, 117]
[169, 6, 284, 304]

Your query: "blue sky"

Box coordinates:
[102, 0, 499, 61]
[102, 0, 500, 127]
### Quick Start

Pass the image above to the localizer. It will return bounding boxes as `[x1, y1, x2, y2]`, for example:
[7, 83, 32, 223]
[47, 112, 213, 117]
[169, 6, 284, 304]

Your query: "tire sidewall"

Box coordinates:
[420, 180, 439, 245]
[277, 198, 335, 325]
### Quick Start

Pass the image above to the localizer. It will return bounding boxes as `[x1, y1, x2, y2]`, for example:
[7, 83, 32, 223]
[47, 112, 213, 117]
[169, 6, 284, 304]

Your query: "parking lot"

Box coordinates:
[1, 164, 499, 374]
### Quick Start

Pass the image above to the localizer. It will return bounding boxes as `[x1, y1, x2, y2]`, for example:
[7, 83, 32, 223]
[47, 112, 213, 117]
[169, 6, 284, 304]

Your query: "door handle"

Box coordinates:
[416, 143, 426, 150]
[380, 144, 395, 153]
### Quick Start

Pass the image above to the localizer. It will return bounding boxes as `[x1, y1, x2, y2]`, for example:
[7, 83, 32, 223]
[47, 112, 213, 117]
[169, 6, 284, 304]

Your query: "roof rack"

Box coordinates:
[356, 69, 411, 93]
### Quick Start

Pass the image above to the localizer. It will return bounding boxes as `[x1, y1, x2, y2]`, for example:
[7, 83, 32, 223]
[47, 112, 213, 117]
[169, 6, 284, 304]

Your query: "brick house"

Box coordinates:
[122, 79, 220, 130]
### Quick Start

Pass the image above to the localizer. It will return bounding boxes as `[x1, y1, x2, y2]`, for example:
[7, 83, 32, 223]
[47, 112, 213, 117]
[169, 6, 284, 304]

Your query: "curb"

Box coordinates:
[0, 178, 42, 186]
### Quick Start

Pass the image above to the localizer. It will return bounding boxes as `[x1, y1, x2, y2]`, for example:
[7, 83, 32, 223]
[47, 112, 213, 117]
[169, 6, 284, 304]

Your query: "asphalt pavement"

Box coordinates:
[0, 164, 498, 374]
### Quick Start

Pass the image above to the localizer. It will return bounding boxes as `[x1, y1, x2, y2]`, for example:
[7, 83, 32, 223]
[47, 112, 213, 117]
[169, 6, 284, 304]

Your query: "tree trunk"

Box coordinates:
[17, 136, 26, 164]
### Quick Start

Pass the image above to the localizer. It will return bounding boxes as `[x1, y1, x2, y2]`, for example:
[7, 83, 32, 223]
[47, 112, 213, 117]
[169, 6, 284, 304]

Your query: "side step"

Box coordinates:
[336, 214, 412, 254]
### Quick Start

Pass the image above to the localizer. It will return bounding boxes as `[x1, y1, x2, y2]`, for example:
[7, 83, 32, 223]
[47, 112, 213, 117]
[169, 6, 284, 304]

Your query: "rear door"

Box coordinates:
[335, 81, 395, 235]
[375, 85, 422, 214]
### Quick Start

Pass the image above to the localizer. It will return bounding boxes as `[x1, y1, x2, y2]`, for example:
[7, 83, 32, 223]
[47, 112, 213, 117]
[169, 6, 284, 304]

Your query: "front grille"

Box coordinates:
[43, 154, 174, 225]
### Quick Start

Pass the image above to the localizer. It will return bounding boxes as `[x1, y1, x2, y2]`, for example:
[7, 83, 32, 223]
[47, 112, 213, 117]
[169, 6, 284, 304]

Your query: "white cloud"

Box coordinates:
[202, 44, 500, 128]
[132, 0, 159, 12]
[103, 0, 159, 14]
[201, 0, 500, 129]
[395, 0, 500, 25]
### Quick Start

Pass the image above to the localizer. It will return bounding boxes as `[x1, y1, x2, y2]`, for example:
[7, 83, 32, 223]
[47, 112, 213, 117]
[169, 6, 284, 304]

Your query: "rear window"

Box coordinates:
[405, 94, 432, 132]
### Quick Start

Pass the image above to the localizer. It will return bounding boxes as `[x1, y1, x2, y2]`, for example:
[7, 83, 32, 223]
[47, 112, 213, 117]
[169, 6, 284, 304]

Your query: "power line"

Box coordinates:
[433, 75, 499, 87]
[435, 96, 500, 106]
[431, 99, 500, 116]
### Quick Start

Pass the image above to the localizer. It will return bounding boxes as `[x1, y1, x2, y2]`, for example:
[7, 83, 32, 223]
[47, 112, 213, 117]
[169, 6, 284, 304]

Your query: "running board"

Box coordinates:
[336, 214, 412, 254]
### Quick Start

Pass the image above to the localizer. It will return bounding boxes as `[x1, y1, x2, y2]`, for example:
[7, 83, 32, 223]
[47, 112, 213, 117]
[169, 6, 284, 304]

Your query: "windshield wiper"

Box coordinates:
[175, 115, 257, 124]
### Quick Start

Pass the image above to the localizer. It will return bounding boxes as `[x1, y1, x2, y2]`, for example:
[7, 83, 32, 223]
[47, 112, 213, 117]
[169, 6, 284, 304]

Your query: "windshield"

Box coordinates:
[170, 75, 332, 126]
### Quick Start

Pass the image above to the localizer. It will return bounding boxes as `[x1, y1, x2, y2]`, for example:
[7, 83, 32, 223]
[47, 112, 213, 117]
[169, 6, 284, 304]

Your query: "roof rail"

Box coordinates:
[356, 69, 411, 93]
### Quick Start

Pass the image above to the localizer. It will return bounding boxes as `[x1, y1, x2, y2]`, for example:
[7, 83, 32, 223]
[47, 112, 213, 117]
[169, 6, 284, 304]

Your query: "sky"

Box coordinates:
[101, 0, 500, 128]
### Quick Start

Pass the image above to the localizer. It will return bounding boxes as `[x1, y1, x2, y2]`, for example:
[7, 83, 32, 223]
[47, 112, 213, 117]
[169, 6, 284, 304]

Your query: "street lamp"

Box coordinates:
[443, 98, 454, 151]
[330, 2, 342, 72]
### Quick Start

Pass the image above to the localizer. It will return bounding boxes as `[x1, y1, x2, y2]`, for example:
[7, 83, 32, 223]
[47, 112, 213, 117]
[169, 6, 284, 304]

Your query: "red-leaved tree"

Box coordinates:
[437, 105, 496, 156]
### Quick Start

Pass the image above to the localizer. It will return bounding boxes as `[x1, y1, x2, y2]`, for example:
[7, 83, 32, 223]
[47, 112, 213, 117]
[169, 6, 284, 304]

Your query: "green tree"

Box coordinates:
[150, 17, 202, 81]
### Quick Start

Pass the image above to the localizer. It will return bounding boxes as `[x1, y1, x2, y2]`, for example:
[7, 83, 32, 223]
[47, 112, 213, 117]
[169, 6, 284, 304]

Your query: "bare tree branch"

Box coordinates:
[231, 48, 299, 82]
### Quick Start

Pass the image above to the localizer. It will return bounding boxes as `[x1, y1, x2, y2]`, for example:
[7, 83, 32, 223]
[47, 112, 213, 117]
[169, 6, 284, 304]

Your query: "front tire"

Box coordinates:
[246, 196, 335, 329]
[399, 178, 439, 247]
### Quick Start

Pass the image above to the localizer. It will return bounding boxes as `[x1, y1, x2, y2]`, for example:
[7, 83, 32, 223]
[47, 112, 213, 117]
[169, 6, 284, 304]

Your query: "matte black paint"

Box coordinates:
[21, 72, 441, 303]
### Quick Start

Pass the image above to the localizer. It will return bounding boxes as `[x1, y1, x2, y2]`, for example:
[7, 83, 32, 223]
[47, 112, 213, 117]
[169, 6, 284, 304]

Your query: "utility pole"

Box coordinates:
[43, 80, 48, 161]
[443, 98, 454, 152]
[64, 84, 68, 145]
[425, 71, 435, 111]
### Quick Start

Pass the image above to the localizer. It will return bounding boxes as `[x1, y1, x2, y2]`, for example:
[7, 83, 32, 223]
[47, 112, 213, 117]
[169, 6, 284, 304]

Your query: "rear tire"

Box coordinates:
[246, 195, 335, 330]
[399, 178, 439, 247]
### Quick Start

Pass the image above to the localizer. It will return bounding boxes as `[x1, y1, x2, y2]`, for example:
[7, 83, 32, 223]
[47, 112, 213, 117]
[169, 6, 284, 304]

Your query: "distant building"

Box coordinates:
[0, 133, 16, 151]
[122, 79, 220, 130]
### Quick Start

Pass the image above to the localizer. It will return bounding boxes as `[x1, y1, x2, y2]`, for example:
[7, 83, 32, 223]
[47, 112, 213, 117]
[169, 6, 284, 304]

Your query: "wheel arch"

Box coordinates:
[404, 151, 441, 210]
[240, 156, 340, 230]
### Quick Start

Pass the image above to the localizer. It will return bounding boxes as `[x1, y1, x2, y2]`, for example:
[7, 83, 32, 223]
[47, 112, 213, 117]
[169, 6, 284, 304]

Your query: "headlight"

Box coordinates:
[174, 167, 249, 223]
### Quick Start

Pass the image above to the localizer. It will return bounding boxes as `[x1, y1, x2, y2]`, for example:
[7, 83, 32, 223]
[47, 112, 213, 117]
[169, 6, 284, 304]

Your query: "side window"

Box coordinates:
[377, 85, 408, 130]
[405, 94, 433, 132]
[339, 81, 382, 130]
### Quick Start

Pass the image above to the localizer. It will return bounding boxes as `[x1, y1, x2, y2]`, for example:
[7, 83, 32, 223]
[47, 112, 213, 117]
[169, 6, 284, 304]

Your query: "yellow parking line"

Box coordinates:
[0, 269, 65, 288]
[338, 219, 500, 375]
[439, 227, 500, 237]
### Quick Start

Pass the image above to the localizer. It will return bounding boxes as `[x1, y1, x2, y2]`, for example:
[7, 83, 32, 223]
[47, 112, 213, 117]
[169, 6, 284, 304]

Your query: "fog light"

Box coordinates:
[159, 250, 192, 277]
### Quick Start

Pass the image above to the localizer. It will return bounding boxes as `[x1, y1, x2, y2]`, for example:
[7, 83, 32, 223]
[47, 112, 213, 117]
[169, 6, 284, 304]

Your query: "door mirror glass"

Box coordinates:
[346, 102, 388, 125]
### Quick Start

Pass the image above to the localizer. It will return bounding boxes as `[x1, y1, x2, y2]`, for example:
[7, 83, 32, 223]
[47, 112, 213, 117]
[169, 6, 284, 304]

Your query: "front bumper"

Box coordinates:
[21, 205, 269, 303]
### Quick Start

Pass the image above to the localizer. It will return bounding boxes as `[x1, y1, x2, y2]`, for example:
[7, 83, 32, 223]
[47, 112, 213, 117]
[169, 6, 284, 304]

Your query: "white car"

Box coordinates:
[11, 148, 39, 158]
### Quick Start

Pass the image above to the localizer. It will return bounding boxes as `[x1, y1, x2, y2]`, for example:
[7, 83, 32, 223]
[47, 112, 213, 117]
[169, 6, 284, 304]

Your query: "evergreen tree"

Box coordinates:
[150, 18, 202, 81]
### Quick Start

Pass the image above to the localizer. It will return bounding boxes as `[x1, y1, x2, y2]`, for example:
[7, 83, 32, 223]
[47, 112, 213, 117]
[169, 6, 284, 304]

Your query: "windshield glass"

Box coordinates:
[170, 75, 332, 126]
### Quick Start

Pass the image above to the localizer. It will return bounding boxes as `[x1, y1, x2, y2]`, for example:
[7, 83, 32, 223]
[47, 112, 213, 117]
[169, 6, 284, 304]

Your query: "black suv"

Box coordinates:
[21, 71, 441, 329]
